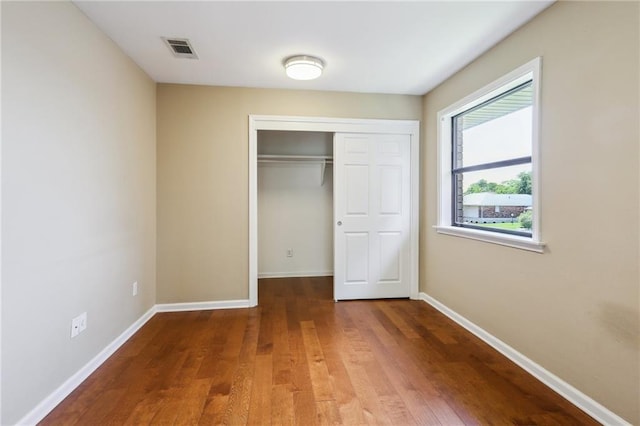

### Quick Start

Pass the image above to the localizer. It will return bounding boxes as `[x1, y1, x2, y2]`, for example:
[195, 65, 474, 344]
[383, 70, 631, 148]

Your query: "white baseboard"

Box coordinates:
[17, 305, 157, 426]
[419, 292, 630, 426]
[16, 297, 253, 425]
[258, 271, 333, 279]
[155, 299, 251, 312]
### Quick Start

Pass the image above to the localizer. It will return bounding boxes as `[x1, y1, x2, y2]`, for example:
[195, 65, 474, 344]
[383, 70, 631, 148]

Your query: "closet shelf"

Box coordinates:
[258, 154, 333, 185]
[257, 154, 333, 164]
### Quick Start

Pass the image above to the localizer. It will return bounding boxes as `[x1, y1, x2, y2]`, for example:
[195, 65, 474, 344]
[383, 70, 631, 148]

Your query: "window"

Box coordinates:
[436, 58, 544, 253]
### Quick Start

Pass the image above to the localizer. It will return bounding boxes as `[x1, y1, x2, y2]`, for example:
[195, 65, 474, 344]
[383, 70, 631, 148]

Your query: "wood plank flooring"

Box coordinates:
[41, 277, 598, 425]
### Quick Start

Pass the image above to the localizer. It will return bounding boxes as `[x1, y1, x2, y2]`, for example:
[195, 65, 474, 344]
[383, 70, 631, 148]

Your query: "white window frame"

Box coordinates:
[435, 57, 545, 253]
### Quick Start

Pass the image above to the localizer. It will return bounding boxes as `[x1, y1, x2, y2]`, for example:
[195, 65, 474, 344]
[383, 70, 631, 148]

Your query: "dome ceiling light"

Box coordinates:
[284, 55, 324, 80]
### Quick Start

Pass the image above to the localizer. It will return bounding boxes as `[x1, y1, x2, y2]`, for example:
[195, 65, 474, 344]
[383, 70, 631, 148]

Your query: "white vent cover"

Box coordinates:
[162, 37, 198, 59]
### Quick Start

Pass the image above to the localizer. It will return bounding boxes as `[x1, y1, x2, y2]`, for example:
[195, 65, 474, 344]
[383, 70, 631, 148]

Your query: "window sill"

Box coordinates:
[434, 225, 545, 253]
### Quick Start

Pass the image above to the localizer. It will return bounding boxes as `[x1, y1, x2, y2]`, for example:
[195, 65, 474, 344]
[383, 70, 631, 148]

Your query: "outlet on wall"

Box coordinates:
[286, 248, 293, 258]
[71, 312, 87, 338]
[132, 281, 138, 296]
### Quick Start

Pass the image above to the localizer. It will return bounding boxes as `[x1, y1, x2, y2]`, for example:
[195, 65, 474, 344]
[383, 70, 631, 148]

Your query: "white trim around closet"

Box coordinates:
[249, 115, 420, 307]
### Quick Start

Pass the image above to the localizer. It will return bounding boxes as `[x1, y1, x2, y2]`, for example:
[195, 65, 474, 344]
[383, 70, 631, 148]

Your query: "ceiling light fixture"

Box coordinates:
[284, 55, 324, 80]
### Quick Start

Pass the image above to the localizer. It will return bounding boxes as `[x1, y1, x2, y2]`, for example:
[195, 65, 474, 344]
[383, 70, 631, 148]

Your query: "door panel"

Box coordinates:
[334, 133, 411, 300]
[379, 166, 402, 214]
[378, 232, 401, 282]
[345, 136, 369, 155]
[345, 232, 369, 283]
[345, 165, 369, 215]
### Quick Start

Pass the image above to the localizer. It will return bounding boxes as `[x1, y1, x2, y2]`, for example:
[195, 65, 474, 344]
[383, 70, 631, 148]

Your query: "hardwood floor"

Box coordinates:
[41, 277, 598, 425]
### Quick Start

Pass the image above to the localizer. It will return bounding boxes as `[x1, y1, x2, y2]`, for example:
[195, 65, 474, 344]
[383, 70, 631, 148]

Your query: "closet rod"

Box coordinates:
[257, 154, 333, 163]
[257, 154, 333, 185]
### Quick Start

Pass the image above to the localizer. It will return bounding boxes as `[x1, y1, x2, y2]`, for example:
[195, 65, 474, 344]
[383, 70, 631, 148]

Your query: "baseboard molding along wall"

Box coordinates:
[258, 271, 333, 279]
[17, 306, 157, 426]
[155, 299, 251, 312]
[16, 298, 252, 425]
[419, 292, 630, 426]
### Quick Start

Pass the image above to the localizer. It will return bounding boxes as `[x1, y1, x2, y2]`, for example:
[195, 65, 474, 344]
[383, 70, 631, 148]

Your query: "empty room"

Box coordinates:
[2, 1, 639, 425]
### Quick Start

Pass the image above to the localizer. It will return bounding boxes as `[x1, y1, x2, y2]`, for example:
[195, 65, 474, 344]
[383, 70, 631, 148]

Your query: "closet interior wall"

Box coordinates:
[257, 130, 334, 278]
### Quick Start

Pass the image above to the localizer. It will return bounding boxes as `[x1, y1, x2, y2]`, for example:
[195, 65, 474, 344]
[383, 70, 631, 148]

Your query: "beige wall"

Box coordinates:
[157, 85, 421, 303]
[1, 2, 157, 424]
[421, 1, 639, 423]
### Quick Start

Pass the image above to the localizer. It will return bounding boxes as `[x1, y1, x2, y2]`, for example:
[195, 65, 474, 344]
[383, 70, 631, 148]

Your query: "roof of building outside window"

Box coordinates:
[463, 192, 532, 207]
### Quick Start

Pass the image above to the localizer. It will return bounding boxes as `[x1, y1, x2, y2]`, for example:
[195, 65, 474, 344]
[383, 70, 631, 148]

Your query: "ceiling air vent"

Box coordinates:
[162, 37, 198, 59]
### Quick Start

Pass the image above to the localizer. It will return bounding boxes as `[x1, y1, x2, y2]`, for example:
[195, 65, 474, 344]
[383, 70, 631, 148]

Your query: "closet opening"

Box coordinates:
[249, 115, 420, 307]
[257, 130, 334, 296]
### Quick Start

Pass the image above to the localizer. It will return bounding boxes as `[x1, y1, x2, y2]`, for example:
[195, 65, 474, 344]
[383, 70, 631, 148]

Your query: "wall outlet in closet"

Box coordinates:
[286, 248, 293, 258]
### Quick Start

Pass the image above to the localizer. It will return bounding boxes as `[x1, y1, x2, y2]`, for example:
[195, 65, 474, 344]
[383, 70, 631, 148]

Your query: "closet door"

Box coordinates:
[334, 133, 411, 300]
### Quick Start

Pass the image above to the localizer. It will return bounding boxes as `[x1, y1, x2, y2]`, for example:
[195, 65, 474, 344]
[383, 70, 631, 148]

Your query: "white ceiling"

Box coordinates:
[74, 1, 553, 96]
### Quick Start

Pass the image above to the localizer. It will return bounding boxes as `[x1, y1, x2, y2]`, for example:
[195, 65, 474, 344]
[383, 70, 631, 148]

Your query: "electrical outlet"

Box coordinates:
[71, 312, 87, 338]
[78, 312, 87, 333]
[286, 248, 293, 257]
[132, 281, 138, 296]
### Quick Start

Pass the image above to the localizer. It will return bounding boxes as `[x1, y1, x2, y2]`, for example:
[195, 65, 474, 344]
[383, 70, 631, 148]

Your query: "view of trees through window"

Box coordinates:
[465, 171, 531, 196]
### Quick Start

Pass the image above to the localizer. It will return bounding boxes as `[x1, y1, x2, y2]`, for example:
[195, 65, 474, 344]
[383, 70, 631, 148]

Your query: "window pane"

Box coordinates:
[454, 164, 532, 234]
[454, 82, 533, 168]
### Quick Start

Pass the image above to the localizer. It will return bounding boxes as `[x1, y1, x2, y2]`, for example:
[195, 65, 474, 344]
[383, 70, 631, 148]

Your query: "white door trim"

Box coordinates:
[249, 115, 420, 306]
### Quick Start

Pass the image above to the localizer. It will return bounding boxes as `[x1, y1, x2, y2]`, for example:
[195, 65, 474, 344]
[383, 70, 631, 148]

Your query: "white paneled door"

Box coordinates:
[334, 133, 411, 300]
